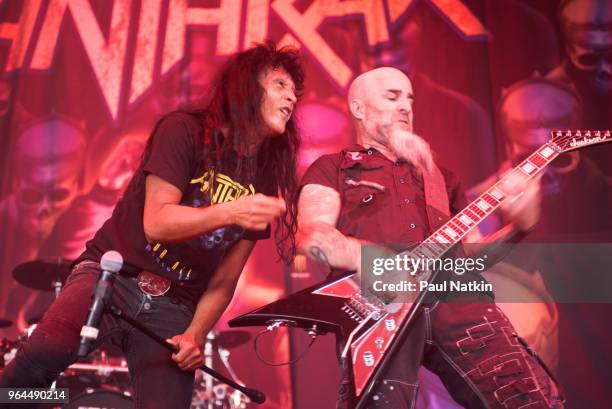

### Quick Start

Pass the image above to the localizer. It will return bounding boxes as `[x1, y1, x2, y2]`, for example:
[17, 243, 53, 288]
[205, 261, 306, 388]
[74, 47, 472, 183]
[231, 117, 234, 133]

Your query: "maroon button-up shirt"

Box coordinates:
[300, 144, 466, 250]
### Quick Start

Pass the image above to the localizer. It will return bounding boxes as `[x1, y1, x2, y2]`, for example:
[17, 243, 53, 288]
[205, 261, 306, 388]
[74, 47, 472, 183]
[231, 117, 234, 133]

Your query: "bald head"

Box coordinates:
[345, 67, 433, 169]
[346, 67, 414, 138]
[347, 67, 413, 111]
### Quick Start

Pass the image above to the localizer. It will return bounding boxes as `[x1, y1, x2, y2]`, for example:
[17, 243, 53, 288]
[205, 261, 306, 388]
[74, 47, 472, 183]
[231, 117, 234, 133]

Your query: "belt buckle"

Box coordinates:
[137, 270, 171, 296]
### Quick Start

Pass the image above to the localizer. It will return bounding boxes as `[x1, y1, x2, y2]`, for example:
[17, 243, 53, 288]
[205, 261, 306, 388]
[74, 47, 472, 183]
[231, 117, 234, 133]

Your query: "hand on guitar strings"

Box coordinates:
[498, 172, 543, 232]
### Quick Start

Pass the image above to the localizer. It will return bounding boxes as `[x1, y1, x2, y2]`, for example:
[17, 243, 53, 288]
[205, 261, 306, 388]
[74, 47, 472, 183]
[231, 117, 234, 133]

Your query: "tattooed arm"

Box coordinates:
[297, 184, 362, 272]
[297, 184, 398, 305]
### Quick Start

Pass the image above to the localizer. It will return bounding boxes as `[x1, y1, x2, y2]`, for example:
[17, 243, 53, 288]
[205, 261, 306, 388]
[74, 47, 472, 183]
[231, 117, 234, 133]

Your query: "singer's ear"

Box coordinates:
[349, 99, 365, 120]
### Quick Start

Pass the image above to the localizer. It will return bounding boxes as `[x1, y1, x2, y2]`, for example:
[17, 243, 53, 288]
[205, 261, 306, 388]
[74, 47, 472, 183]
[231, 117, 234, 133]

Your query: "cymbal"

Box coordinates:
[0, 318, 12, 328]
[12, 259, 72, 291]
[216, 330, 251, 349]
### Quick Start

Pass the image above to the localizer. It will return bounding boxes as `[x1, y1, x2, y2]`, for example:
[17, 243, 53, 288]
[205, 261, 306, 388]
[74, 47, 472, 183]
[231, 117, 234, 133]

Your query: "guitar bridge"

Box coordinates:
[341, 293, 384, 322]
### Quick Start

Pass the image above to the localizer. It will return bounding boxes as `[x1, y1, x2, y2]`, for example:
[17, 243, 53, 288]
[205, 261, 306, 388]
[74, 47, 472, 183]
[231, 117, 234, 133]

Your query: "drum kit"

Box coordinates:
[1, 259, 253, 409]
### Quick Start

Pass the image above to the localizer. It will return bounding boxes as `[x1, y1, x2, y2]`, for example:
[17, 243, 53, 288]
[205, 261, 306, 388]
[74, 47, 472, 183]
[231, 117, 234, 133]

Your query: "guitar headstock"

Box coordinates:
[550, 130, 611, 153]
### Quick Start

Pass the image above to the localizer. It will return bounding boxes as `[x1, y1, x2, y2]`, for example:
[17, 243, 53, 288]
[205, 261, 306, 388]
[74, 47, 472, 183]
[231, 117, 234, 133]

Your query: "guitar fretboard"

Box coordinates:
[349, 130, 610, 404]
[410, 143, 561, 264]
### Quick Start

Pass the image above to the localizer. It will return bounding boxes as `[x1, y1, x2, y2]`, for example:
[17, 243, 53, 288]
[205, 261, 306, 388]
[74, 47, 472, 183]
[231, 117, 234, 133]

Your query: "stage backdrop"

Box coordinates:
[1, 1, 611, 408]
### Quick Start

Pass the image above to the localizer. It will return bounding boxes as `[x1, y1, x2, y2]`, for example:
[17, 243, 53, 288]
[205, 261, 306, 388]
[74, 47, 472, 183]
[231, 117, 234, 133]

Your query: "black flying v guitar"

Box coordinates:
[229, 130, 611, 409]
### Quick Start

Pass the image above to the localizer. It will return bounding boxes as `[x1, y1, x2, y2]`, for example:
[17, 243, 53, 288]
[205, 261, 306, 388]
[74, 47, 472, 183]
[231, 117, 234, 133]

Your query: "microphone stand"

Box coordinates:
[105, 304, 266, 405]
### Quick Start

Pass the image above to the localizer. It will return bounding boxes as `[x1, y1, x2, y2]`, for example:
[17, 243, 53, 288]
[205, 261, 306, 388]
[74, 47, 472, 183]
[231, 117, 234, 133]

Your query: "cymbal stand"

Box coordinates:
[204, 332, 214, 409]
[52, 279, 62, 298]
[218, 346, 248, 408]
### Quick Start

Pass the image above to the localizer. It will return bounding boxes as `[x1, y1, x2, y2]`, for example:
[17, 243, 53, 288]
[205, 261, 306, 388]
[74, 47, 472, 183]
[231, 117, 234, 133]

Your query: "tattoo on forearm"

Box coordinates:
[309, 246, 330, 267]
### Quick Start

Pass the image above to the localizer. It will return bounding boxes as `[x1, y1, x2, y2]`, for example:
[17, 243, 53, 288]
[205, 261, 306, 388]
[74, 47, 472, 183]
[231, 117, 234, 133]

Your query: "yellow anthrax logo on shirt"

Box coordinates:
[190, 170, 255, 204]
[147, 170, 256, 281]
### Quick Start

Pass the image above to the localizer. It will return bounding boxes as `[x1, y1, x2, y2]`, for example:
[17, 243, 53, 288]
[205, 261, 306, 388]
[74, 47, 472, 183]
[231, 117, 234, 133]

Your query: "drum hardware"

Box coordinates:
[25, 323, 37, 339]
[66, 361, 129, 375]
[57, 330, 250, 409]
[1, 338, 18, 369]
[56, 350, 132, 407]
[2, 325, 251, 408]
[217, 345, 249, 409]
[63, 389, 134, 409]
[1, 323, 36, 369]
[7, 257, 261, 407]
[215, 330, 250, 349]
[192, 331, 250, 409]
[218, 348, 243, 392]
[204, 332, 215, 408]
[26, 316, 41, 325]
[12, 258, 72, 293]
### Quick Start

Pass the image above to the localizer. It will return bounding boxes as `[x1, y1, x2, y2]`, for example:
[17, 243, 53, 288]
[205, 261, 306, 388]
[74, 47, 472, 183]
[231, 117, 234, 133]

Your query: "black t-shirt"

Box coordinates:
[77, 112, 270, 303]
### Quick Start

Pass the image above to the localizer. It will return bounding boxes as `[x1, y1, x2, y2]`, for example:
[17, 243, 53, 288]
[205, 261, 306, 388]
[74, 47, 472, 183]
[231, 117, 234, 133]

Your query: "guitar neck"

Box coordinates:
[350, 131, 608, 408]
[411, 143, 561, 262]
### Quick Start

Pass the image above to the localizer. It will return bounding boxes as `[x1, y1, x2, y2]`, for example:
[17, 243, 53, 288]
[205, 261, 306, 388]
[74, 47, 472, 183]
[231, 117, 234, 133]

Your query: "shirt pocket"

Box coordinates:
[338, 164, 388, 235]
[341, 183, 382, 208]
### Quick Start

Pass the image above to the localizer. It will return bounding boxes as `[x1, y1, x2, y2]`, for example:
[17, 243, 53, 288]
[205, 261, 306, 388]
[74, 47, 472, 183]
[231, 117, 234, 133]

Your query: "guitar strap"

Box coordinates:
[422, 164, 451, 233]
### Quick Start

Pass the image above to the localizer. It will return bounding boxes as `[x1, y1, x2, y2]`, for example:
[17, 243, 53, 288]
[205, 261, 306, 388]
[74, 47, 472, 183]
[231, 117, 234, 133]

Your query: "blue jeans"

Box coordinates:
[0, 261, 195, 409]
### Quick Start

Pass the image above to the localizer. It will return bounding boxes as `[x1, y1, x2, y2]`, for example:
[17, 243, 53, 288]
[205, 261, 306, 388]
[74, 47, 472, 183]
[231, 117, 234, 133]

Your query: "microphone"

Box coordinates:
[77, 251, 123, 357]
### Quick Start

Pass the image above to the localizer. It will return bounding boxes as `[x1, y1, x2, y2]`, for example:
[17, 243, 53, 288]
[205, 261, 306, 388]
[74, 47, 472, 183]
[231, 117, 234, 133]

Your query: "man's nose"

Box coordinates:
[286, 89, 297, 104]
[398, 100, 412, 114]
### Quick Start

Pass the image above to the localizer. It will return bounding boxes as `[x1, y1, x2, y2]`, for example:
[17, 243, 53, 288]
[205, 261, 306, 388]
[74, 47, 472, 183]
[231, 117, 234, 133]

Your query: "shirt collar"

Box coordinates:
[342, 144, 370, 154]
[342, 144, 410, 166]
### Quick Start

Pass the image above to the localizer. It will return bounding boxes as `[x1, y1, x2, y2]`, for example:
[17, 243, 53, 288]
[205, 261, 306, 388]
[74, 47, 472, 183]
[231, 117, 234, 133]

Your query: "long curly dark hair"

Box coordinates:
[202, 41, 303, 263]
[143, 42, 302, 263]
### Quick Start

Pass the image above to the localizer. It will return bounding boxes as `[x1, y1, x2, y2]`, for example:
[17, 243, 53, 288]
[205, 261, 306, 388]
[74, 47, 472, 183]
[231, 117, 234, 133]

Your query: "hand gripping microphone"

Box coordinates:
[77, 251, 123, 357]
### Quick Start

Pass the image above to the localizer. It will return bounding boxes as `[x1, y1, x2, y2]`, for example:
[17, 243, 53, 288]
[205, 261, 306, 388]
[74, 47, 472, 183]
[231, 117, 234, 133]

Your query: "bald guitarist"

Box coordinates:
[297, 67, 564, 409]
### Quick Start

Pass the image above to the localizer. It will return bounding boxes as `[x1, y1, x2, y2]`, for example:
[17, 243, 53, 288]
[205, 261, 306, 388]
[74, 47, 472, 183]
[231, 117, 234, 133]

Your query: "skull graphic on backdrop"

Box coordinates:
[557, 0, 612, 94]
[499, 77, 583, 196]
[0, 117, 86, 334]
[548, 0, 612, 175]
